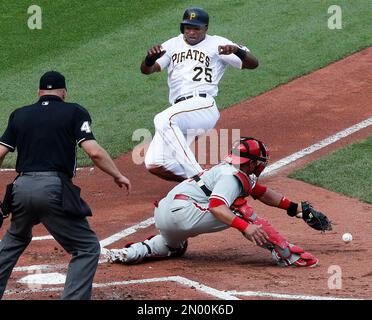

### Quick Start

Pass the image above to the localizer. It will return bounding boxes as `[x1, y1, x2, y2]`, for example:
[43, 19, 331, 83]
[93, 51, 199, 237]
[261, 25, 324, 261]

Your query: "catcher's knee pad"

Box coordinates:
[249, 215, 289, 251]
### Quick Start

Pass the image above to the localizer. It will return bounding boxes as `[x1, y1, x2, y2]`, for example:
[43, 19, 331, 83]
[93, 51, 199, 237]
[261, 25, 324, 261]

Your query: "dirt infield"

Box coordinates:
[1, 47, 372, 300]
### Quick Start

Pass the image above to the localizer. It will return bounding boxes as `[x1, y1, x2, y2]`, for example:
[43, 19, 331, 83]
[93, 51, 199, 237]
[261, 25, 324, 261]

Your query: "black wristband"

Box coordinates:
[144, 55, 157, 67]
[287, 202, 299, 217]
[234, 48, 247, 61]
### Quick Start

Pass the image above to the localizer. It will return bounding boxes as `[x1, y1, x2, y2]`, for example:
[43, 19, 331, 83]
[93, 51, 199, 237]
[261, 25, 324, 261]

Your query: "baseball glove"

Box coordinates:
[301, 201, 332, 232]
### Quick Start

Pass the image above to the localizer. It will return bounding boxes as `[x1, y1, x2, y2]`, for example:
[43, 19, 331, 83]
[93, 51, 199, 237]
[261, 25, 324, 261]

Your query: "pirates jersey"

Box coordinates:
[156, 34, 250, 104]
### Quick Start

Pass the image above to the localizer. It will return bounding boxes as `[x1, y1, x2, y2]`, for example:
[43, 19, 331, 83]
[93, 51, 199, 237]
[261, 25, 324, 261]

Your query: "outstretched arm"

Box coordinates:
[251, 183, 332, 231]
[251, 183, 301, 216]
[81, 140, 131, 194]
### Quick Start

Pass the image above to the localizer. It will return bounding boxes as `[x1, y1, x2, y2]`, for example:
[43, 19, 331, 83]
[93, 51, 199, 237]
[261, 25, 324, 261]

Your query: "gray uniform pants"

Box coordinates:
[123, 194, 230, 262]
[0, 172, 101, 300]
[155, 195, 229, 248]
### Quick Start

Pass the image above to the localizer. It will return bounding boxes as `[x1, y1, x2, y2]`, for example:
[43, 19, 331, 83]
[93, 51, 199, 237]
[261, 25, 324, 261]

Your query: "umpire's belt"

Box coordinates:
[174, 93, 207, 104]
[19, 171, 60, 177]
[192, 174, 212, 197]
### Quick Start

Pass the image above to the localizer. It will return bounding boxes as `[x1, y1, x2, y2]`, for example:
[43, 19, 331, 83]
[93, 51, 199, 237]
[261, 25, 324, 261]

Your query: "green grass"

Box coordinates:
[0, 0, 371, 167]
[289, 136, 372, 204]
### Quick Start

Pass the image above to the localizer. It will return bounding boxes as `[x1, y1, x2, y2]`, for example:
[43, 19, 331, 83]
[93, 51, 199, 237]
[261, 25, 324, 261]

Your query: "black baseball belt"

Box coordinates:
[174, 93, 207, 104]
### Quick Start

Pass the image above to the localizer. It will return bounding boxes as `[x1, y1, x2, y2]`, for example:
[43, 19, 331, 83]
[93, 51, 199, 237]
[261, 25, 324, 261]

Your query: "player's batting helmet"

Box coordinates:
[180, 7, 209, 34]
[225, 137, 270, 177]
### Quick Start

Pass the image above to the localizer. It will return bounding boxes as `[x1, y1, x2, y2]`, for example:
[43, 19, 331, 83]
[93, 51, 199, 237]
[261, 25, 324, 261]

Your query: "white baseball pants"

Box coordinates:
[145, 95, 220, 178]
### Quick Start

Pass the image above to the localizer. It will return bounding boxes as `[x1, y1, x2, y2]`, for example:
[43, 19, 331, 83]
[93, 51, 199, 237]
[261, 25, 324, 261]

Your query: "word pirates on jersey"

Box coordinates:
[172, 49, 210, 67]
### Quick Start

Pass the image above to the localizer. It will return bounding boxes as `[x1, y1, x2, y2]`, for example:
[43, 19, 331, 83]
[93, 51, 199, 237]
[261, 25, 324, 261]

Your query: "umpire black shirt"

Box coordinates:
[0, 95, 95, 178]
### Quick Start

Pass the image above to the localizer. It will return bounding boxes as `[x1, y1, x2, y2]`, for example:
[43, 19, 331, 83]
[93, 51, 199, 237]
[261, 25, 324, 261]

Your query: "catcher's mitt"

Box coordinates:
[300, 201, 332, 232]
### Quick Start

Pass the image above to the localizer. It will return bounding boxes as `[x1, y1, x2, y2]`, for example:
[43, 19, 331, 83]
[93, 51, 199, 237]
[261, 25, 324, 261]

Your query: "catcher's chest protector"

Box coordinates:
[233, 171, 253, 196]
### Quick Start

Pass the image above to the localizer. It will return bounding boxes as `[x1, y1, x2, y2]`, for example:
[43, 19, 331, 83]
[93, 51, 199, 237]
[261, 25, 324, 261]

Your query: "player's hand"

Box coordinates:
[114, 175, 132, 195]
[242, 224, 269, 246]
[147, 44, 166, 60]
[218, 45, 238, 55]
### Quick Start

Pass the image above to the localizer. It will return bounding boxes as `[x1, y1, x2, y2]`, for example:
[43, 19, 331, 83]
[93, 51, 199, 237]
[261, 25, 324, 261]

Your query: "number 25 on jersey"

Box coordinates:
[193, 67, 212, 83]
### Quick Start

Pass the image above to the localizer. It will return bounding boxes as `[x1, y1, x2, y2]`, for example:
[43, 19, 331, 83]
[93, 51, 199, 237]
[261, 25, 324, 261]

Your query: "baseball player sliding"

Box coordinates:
[106, 137, 332, 267]
[141, 7, 259, 182]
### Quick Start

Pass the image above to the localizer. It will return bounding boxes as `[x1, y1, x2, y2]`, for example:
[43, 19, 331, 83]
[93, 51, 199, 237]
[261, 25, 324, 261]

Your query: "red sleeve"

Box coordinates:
[209, 198, 226, 209]
[250, 183, 267, 199]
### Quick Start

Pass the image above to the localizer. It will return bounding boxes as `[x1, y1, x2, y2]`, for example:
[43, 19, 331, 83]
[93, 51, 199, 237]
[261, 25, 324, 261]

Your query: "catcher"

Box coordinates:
[106, 137, 332, 267]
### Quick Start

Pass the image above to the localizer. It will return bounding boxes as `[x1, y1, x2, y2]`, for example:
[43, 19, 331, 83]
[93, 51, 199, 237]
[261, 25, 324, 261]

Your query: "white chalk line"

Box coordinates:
[226, 290, 362, 300]
[99, 217, 155, 251]
[262, 117, 372, 176]
[5, 275, 359, 300]
[4, 276, 238, 299]
[2, 116, 372, 298]
[11, 217, 155, 272]
[2, 217, 154, 247]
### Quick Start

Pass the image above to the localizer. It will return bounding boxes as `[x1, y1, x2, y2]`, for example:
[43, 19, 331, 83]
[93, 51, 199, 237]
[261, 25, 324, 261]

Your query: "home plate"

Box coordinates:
[18, 273, 66, 285]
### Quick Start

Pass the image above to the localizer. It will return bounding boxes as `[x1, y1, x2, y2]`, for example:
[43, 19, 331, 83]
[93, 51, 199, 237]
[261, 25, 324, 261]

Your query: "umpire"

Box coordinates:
[0, 71, 131, 300]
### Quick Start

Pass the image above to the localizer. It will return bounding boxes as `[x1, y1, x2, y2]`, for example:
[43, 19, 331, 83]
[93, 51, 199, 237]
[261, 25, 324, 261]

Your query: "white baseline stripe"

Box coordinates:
[5, 217, 154, 246]
[262, 117, 372, 176]
[10, 217, 155, 272]
[4, 276, 239, 300]
[5, 276, 361, 300]
[99, 217, 155, 253]
[226, 290, 362, 300]
[0, 168, 16, 172]
[92, 276, 239, 300]
[0, 235, 54, 243]
[1, 216, 152, 245]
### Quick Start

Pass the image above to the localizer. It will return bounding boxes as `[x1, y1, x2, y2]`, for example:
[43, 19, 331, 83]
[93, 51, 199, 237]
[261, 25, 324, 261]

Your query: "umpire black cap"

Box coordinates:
[39, 71, 67, 90]
[180, 7, 209, 34]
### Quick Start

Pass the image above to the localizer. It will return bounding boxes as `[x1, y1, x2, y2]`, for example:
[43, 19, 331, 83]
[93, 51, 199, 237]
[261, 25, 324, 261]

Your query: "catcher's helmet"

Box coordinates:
[180, 7, 209, 34]
[224, 137, 270, 176]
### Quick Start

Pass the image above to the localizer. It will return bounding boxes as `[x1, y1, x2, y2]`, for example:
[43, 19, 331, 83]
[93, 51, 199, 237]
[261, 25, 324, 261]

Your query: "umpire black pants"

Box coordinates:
[0, 172, 101, 300]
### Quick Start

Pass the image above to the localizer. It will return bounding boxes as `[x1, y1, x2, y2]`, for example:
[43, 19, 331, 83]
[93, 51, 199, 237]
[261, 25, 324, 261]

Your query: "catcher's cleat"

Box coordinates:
[107, 235, 160, 265]
[272, 244, 318, 268]
[106, 249, 128, 264]
[105, 241, 141, 264]
[291, 256, 318, 268]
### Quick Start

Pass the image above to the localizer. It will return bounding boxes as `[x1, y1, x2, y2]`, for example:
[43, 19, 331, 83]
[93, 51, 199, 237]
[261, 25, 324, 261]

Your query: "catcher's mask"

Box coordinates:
[180, 7, 209, 34]
[224, 137, 270, 177]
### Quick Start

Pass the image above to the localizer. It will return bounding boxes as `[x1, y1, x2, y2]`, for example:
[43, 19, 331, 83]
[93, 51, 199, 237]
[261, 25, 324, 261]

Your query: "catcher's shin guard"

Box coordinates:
[107, 235, 188, 264]
[232, 198, 318, 267]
